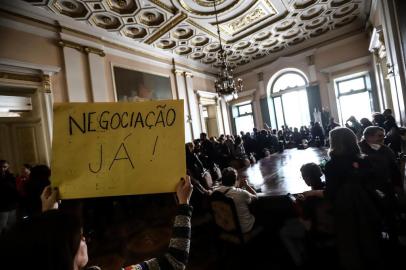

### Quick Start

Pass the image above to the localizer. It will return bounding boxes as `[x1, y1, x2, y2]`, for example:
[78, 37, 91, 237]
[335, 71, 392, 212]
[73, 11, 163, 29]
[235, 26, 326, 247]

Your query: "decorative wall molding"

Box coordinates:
[319, 55, 371, 74]
[0, 58, 61, 75]
[58, 40, 106, 57]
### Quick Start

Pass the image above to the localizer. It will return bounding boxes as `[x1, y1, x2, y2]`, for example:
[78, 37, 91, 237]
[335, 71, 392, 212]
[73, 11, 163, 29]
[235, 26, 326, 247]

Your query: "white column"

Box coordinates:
[326, 74, 340, 122]
[88, 53, 109, 102]
[220, 98, 231, 134]
[63, 46, 88, 102]
[195, 92, 206, 133]
[215, 98, 225, 135]
[173, 70, 192, 142]
[254, 72, 265, 128]
[188, 89, 202, 138]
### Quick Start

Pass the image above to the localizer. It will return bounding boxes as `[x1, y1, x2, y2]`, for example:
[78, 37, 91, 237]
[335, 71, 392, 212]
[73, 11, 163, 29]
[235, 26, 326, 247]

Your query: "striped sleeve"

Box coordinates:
[123, 204, 193, 270]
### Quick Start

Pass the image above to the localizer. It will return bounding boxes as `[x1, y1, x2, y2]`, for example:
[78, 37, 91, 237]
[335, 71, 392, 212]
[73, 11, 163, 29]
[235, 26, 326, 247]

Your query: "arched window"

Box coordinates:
[269, 70, 310, 130]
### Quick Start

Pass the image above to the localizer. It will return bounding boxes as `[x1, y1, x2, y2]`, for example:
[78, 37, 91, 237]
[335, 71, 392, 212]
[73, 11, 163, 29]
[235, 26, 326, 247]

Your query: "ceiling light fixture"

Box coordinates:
[212, 0, 243, 100]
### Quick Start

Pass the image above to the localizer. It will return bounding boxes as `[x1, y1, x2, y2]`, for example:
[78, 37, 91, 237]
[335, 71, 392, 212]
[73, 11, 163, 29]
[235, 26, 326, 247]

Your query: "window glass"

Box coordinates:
[273, 73, 306, 93]
[274, 97, 285, 130]
[282, 90, 311, 129]
[238, 104, 252, 115]
[235, 115, 255, 134]
[339, 92, 372, 123]
[337, 77, 365, 94]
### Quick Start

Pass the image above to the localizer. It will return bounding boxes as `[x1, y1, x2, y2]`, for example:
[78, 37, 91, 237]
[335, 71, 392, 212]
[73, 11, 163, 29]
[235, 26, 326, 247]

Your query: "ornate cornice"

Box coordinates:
[0, 71, 42, 83]
[57, 40, 105, 57]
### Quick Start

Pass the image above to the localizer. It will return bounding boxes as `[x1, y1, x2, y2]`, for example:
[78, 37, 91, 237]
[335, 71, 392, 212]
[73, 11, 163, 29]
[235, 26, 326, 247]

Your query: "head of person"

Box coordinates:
[234, 136, 243, 146]
[30, 165, 51, 182]
[329, 127, 361, 159]
[200, 132, 207, 141]
[0, 210, 87, 270]
[300, 163, 323, 189]
[185, 142, 194, 153]
[21, 164, 32, 176]
[383, 108, 392, 117]
[360, 118, 372, 127]
[0, 160, 9, 176]
[372, 113, 385, 126]
[347, 116, 357, 123]
[137, 83, 152, 99]
[221, 167, 238, 187]
[384, 115, 398, 131]
[329, 117, 335, 124]
[363, 126, 385, 145]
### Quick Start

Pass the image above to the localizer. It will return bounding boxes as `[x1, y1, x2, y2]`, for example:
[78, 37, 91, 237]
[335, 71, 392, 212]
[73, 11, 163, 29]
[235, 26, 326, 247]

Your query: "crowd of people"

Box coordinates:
[183, 109, 405, 269]
[0, 108, 405, 270]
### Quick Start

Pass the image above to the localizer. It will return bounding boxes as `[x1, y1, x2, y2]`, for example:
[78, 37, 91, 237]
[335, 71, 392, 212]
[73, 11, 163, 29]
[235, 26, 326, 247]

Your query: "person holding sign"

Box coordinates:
[0, 177, 193, 270]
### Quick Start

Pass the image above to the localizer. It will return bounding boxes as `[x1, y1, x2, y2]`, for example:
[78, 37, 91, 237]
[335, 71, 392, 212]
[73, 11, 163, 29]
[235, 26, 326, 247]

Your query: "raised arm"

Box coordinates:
[124, 177, 193, 270]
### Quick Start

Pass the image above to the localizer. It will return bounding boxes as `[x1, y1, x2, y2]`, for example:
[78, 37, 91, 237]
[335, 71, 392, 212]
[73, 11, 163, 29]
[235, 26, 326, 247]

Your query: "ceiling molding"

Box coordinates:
[236, 26, 366, 74]
[2, 0, 370, 69]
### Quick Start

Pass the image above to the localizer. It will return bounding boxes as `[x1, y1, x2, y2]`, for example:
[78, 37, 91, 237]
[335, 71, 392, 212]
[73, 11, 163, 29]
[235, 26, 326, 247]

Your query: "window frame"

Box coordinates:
[335, 73, 374, 125]
[236, 103, 253, 117]
[270, 71, 309, 129]
[270, 71, 308, 96]
[335, 75, 370, 98]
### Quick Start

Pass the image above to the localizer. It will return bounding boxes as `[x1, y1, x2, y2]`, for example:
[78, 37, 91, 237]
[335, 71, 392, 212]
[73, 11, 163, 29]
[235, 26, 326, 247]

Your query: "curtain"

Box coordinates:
[306, 84, 322, 122]
[260, 97, 272, 129]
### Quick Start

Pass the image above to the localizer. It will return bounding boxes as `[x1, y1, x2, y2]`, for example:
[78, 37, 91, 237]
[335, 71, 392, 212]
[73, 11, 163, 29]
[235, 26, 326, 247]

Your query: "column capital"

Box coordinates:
[257, 72, 263, 81]
[174, 69, 184, 75]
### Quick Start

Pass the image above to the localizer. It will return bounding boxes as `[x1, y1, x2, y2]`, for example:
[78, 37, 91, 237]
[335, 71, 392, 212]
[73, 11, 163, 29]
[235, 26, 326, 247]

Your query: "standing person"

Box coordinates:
[23, 165, 51, 218]
[0, 160, 18, 234]
[384, 116, 402, 155]
[324, 128, 384, 270]
[15, 164, 31, 197]
[0, 177, 193, 270]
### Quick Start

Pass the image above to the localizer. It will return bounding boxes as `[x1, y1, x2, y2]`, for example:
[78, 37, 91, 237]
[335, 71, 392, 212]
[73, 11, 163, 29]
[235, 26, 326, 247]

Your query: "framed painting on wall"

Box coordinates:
[112, 66, 172, 101]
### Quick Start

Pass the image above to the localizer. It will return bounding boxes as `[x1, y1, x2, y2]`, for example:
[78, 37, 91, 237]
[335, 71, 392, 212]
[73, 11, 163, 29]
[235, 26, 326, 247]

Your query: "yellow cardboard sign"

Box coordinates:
[51, 100, 185, 199]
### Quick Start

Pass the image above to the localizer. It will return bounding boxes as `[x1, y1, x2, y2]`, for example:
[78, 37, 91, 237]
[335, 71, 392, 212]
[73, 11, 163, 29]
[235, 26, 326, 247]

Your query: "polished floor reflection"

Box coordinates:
[241, 147, 328, 195]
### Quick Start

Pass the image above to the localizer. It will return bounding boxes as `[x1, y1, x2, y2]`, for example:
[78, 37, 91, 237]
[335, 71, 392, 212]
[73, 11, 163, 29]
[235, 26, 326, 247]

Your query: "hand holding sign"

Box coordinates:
[51, 100, 185, 199]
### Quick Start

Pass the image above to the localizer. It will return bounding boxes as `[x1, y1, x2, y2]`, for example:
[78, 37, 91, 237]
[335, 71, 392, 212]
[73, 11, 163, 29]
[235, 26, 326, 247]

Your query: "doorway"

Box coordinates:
[203, 104, 219, 138]
[0, 85, 49, 173]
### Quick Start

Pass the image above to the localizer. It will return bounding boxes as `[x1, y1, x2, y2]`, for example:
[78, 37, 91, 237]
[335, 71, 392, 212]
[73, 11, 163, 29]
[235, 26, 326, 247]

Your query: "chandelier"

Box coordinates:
[212, 0, 243, 99]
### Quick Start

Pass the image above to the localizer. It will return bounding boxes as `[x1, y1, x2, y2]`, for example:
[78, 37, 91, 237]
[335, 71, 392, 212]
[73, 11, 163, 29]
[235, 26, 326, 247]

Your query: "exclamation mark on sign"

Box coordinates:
[150, 136, 158, 162]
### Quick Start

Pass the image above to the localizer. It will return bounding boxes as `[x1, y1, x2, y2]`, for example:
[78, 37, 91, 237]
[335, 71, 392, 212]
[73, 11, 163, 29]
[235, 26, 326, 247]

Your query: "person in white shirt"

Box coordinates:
[215, 167, 257, 233]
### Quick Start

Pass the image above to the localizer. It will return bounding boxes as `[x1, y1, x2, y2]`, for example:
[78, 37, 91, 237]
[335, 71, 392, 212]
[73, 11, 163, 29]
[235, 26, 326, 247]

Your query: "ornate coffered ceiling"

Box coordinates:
[23, 0, 369, 68]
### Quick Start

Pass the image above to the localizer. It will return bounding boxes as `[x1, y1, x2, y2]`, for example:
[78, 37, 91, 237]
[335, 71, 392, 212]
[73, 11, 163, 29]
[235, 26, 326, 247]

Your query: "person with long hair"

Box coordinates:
[324, 127, 383, 270]
[0, 177, 193, 270]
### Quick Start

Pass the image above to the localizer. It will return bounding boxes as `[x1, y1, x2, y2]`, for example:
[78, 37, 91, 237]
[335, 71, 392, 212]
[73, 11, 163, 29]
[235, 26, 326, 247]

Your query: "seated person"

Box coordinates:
[0, 178, 193, 270]
[280, 163, 333, 267]
[214, 167, 257, 233]
[300, 163, 325, 191]
[359, 126, 402, 194]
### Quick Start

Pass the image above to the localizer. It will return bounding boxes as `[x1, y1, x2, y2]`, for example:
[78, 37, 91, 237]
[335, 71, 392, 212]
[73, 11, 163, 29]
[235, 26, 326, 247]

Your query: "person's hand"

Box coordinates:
[176, 176, 193, 205]
[296, 193, 305, 201]
[303, 190, 324, 198]
[239, 178, 249, 188]
[41, 185, 59, 212]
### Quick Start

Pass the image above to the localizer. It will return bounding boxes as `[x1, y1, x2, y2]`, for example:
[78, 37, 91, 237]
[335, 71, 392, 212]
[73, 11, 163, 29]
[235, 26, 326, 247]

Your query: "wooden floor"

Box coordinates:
[84, 147, 329, 270]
